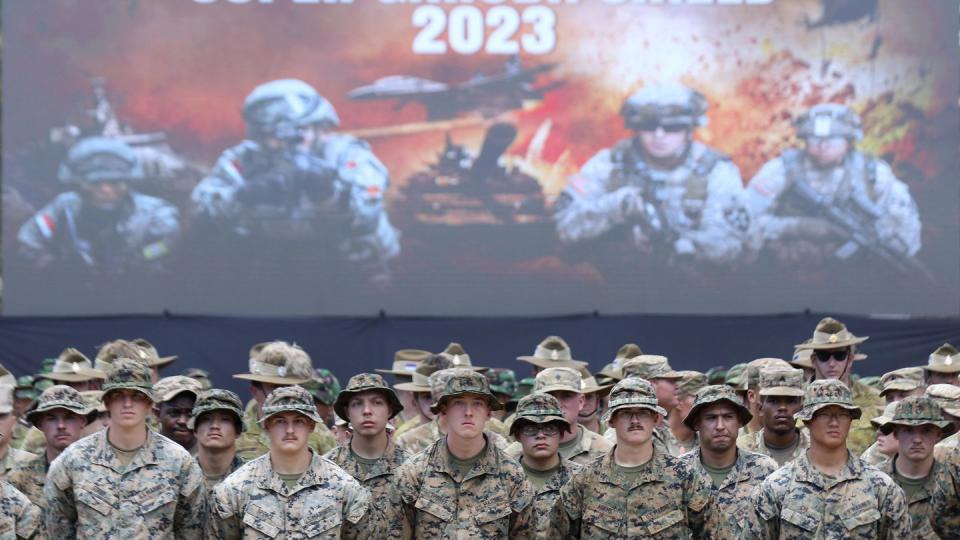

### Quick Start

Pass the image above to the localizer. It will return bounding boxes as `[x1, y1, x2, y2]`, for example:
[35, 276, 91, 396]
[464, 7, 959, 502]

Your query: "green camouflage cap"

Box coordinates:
[534, 367, 583, 394]
[34, 379, 55, 394]
[602, 377, 667, 423]
[509, 377, 536, 404]
[871, 401, 899, 430]
[334, 373, 403, 421]
[682, 384, 752, 430]
[758, 367, 805, 397]
[881, 396, 956, 436]
[259, 385, 323, 425]
[430, 368, 504, 414]
[301, 368, 341, 405]
[181, 368, 212, 390]
[795, 317, 868, 350]
[704, 367, 728, 386]
[14, 376, 39, 401]
[153, 375, 203, 403]
[485, 368, 518, 397]
[39, 358, 57, 375]
[925, 343, 960, 374]
[188, 388, 244, 430]
[26, 385, 94, 427]
[80, 390, 106, 413]
[234, 341, 313, 385]
[102, 358, 156, 403]
[676, 371, 708, 396]
[924, 384, 960, 417]
[878, 367, 925, 397]
[725, 363, 747, 387]
[516, 336, 588, 370]
[596, 343, 644, 383]
[743, 358, 792, 391]
[510, 393, 571, 433]
[622, 355, 682, 381]
[795, 379, 862, 422]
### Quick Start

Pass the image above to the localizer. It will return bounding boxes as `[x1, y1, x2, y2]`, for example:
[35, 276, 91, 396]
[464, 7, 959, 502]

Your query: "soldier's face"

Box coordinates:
[579, 393, 600, 420]
[265, 412, 314, 455]
[806, 405, 853, 450]
[195, 411, 240, 451]
[883, 388, 924, 405]
[761, 396, 802, 435]
[315, 402, 335, 429]
[674, 393, 696, 422]
[38, 409, 87, 451]
[805, 136, 849, 168]
[637, 126, 690, 162]
[696, 402, 741, 452]
[610, 408, 658, 447]
[874, 430, 899, 456]
[651, 378, 679, 410]
[346, 391, 391, 437]
[156, 394, 197, 448]
[415, 392, 436, 420]
[251, 382, 282, 407]
[441, 395, 489, 440]
[926, 371, 960, 387]
[516, 421, 561, 460]
[104, 389, 153, 429]
[813, 348, 852, 381]
[894, 424, 941, 461]
[548, 391, 584, 427]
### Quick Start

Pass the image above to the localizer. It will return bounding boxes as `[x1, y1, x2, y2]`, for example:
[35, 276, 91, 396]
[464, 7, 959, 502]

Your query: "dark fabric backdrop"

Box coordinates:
[1, 312, 958, 397]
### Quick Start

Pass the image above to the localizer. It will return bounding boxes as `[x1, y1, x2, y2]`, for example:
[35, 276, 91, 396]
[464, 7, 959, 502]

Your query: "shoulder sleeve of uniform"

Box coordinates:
[564, 148, 616, 201]
[746, 156, 788, 201]
[753, 472, 783, 522]
[503, 457, 535, 512]
[333, 136, 389, 189]
[558, 465, 585, 520]
[392, 455, 425, 505]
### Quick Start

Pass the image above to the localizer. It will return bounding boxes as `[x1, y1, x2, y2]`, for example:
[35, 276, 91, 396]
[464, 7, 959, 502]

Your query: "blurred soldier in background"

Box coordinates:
[153, 376, 203, 454]
[670, 370, 707, 454]
[0, 386, 34, 481]
[189, 389, 245, 493]
[737, 367, 810, 467]
[923, 343, 960, 387]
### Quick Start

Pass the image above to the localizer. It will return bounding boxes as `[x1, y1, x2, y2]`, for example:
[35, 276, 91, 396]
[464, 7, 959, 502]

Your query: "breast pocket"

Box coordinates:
[644, 507, 688, 538]
[302, 506, 343, 539]
[414, 495, 455, 523]
[76, 481, 116, 517]
[582, 502, 623, 536]
[841, 507, 881, 540]
[781, 506, 820, 535]
[242, 502, 284, 539]
[472, 501, 511, 539]
[136, 486, 177, 516]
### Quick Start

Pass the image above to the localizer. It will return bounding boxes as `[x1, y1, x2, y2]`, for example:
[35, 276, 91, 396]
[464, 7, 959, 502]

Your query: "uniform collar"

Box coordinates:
[794, 449, 863, 489]
[431, 434, 499, 482]
[257, 451, 327, 496]
[91, 429, 162, 473]
[691, 447, 755, 490]
[595, 446, 666, 489]
[884, 455, 940, 504]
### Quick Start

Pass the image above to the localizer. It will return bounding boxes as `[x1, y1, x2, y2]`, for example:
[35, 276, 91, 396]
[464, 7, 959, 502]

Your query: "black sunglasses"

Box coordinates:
[813, 348, 851, 363]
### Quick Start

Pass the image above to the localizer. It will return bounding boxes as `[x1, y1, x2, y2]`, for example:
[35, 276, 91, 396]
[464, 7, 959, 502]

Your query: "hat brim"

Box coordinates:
[233, 373, 311, 385]
[795, 336, 869, 350]
[870, 416, 891, 429]
[759, 387, 806, 398]
[147, 356, 177, 368]
[602, 402, 667, 423]
[102, 386, 157, 403]
[158, 389, 200, 403]
[27, 405, 97, 427]
[794, 403, 862, 422]
[188, 407, 245, 431]
[880, 419, 957, 437]
[374, 368, 416, 377]
[392, 382, 430, 392]
[333, 387, 404, 423]
[41, 371, 106, 382]
[260, 407, 322, 426]
[583, 383, 614, 395]
[878, 383, 923, 397]
[509, 415, 571, 434]
[516, 356, 589, 370]
[923, 365, 960, 374]
[681, 398, 752, 430]
[430, 391, 504, 415]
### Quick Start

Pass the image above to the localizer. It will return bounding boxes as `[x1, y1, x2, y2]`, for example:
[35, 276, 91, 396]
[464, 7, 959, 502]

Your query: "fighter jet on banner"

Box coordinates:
[346, 56, 563, 121]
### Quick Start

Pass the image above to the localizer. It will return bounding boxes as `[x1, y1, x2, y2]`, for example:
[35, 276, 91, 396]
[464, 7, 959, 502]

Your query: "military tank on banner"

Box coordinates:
[394, 123, 554, 259]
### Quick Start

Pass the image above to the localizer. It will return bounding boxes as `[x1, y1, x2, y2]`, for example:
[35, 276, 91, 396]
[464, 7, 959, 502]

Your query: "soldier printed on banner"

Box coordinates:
[554, 83, 750, 265]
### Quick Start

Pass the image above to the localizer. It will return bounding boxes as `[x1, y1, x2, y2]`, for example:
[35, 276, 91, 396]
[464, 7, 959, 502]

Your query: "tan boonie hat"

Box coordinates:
[430, 368, 504, 414]
[259, 385, 323, 425]
[233, 341, 313, 385]
[871, 401, 899, 430]
[94, 339, 143, 373]
[676, 371, 708, 396]
[0, 385, 14, 414]
[153, 376, 203, 403]
[621, 355, 682, 381]
[41, 348, 106, 382]
[510, 393, 571, 433]
[602, 377, 667, 423]
[517, 336, 588, 370]
[925, 343, 960, 374]
[130, 338, 177, 368]
[924, 384, 960, 417]
[596, 343, 644, 382]
[80, 390, 106, 413]
[438, 343, 487, 372]
[790, 344, 814, 370]
[102, 358, 156, 403]
[582, 375, 613, 395]
[375, 349, 431, 377]
[795, 379, 861, 422]
[795, 317, 868, 350]
[393, 354, 453, 393]
[881, 396, 956, 437]
[334, 373, 404, 422]
[682, 385, 752, 430]
[188, 388, 244, 430]
[742, 358, 792, 391]
[26, 385, 94, 427]
[878, 367, 925, 397]
[758, 368, 805, 397]
[534, 367, 583, 394]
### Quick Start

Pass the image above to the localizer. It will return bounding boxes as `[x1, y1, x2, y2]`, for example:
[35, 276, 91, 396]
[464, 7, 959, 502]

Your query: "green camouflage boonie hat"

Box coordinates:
[682, 385, 752, 430]
[676, 371, 708, 397]
[302, 368, 341, 405]
[759, 368, 805, 398]
[795, 379, 862, 422]
[878, 367, 924, 397]
[925, 343, 960, 374]
[602, 377, 667, 423]
[102, 358, 156, 403]
[14, 376, 39, 402]
[924, 384, 960, 417]
[704, 367, 728, 386]
[259, 385, 323, 425]
[881, 396, 956, 437]
[509, 377, 536, 404]
[429, 368, 460, 402]
[871, 401, 899, 430]
[334, 373, 403, 422]
[80, 390, 106, 413]
[485, 368, 518, 397]
[622, 355, 682, 381]
[725, 363, 747, 388]
[534, 367, 583, 394]
[795, 317, 868, 350]
[511, 393, 571, 433]
[26, 384, 95, 427]
[153, 375, 203, 403]
[430, 369, 504, 414]
[188, 388, 244, 430]
[516, 336, 589, 371]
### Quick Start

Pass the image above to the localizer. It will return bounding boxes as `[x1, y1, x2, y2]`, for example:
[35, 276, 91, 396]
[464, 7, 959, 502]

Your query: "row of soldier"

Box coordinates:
[1, 315, 959, 537]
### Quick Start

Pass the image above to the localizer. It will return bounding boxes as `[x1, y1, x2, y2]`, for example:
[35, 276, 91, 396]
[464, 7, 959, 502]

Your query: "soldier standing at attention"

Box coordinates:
[737, 367, 810, 467]
[44, 358, 205, 539]
[153, 376, 203, 455]
[615, 355, 684, 456]
[189, 389, 246, 494]
[747, 379, 910, 539]
[393, 369, 534, 539]
[209, 386, 375, 538]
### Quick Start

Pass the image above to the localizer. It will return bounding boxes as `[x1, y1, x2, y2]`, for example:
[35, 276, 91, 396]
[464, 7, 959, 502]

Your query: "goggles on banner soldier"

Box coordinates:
[634, 122, 689, 133]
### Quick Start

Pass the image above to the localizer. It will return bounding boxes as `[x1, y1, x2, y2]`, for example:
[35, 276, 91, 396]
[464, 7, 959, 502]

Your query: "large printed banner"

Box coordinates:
[3, 0, 958, 316]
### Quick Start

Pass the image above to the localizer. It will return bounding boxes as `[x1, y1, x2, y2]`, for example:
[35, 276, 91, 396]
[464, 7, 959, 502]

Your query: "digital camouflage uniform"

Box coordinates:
[0, 385, 35, 481]
[746, 379, 910, 540]
[737, 367, 810, 467]
[605, 356, 684, 456]
[0, 480, 42, 540]
[557, 378, 696, 538]
[187, 389, 246, 494]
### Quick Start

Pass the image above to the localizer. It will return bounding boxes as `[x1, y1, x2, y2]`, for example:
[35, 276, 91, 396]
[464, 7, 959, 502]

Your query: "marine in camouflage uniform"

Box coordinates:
[188, 389, 246, 494]
[17, 136, 181, 275]
[746, 103, 921, 264]
[0, 386, 35, 481]
[737, 368, 810, 467]
[44, 358, 205, 539]
[606, 355, 684, 456]
[556, 377, 697, 538]
[860, 402, 899, 467]
[555, 83, 749, 265]
[927, 384, 960, 460]
[679, 385, 778, 539]
[392, 370, 534, 538]
[877, 396, 960, 538]
[877, 366, 926, 404]
[737, 358, 793, 439]
[208, 386, 376, 539]
[670, 370, 707, 454]
[190, 79, 399, 285]
[375, 348, 430, 432]
[746, 379, 911, 540]
[153, 375, 203, 455]
[0, 479, 42, 540]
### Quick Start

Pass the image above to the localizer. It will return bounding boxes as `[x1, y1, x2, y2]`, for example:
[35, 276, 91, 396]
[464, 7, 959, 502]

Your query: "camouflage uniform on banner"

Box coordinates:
[0, 480, 42, 540]
[746, 380, 911, 540]
[555, 83, 749, 264]
[17, 137, 181, 274]
[608, 355, 684, 456]
[737, 368, 810, 467]
[878, 397, 960, 538]
[209, 386, 376, 539]
[392, 370, 534, 539]
[44, 359, 205, 539]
